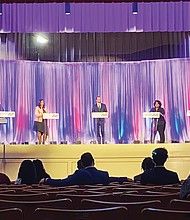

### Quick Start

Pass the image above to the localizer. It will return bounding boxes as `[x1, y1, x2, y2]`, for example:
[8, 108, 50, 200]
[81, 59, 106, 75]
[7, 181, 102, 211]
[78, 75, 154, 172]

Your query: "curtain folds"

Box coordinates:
[0, 58, 190, 144]
[1, 2, 190, 33]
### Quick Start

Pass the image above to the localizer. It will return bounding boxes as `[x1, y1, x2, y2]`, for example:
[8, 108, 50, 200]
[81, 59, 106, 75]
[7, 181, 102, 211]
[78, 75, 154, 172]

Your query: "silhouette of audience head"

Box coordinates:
[33, 159, 50, 183]
[17, 160, 37, 185]
[0, 173, 11, 185]
[77, 159, 84, 169]
[141, 157, 155, 171]
[80, 152, 94, 168]
[152, 147, 168, 166]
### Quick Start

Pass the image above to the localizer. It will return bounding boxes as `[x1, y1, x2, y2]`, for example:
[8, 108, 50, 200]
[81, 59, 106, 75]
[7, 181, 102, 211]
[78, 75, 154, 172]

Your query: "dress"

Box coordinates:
[33, 106, 48, 135]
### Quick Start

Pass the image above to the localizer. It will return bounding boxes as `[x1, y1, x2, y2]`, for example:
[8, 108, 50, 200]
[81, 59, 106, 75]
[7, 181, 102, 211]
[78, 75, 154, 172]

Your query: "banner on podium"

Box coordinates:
[92, 112, 108, 119]
[43, 113, 59, 119]
[187, 110, 190, 116]
[143, 112, 160, 118]
[0, 111, 15, 118]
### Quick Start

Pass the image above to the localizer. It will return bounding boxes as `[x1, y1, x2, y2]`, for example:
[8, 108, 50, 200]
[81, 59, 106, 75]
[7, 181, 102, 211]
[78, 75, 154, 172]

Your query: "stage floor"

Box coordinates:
[0, 143, 189, 181]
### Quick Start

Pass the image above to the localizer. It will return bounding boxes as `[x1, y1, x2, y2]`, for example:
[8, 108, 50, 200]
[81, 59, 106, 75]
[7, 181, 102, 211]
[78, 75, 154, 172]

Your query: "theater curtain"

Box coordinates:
[0, 58, 190, 144]
[1, 2, 190, 32]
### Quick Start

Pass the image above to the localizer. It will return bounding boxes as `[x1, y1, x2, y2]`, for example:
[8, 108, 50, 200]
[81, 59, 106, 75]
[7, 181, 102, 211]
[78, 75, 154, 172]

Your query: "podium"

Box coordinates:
[143, 112, 160, 144]
[187, 110, 190, 116]
[143, 112, 160, 118]
[0, 111, 15, 124]
[92, 112, 108, 119]
[43, 113, 59, 119]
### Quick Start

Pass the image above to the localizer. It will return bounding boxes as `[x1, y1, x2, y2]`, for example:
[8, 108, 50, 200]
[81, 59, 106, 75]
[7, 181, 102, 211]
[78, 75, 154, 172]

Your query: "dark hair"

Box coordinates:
[152, 148, 168, 166]
[77, 159, 84, 169]
[0, 173, 11, 185]
[154, 100, 162, 107]
[18, 160, 37, 185]
[33, 159, 50, 183]
[81, 152, 94, 167]
[141, 157, 155, 171]
[38, 99, 45, 108]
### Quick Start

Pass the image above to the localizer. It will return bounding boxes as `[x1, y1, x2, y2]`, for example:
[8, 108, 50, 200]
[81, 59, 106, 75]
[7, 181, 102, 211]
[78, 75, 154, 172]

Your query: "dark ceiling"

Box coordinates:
[1, 0, 189, 2]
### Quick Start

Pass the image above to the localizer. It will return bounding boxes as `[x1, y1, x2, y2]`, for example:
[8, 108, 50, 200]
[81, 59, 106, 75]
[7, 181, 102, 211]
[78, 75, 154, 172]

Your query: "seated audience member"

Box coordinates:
[180, 176, 190, 199]
[77, 159, 84, 169]
[109, 176, 130, 184]
[134, 157, 155, 182]
[141, 148, 180, 185]
[40, 152, 109, 186]
[0, 173, 11, 185]
[33, 159, 50, 183]
[15, 160, 37, 185]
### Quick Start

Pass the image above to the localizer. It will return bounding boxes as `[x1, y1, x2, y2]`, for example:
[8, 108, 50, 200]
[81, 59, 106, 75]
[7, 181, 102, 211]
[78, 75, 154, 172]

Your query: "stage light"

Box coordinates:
[36, 35, 48, 44]
[144, 140, 150, 144]
[60, 141, 67, 144]
[75, 140, 81, 144]
[185, 141, 190, 143]
[65, 3, 70, 15]
[133, 140, 140, 144]
[171, 140, 179, 143]
[0, 4, 2, 15]
[119, 140, 125, 144]
[132, 2, 138, 15]
[50, 141, 57, 144]
[90, 140, 96, 144]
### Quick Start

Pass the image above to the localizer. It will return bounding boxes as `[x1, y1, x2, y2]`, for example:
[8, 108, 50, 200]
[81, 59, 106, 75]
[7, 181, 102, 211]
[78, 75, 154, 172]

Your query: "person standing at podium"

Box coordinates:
[150, 100, 166, 143]
[92, 96, 107, 144]
[33, 99, 48, 144]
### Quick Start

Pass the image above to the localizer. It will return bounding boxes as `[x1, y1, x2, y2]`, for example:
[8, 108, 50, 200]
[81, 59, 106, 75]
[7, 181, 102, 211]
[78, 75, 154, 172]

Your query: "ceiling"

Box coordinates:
[1, 0, 189, 3]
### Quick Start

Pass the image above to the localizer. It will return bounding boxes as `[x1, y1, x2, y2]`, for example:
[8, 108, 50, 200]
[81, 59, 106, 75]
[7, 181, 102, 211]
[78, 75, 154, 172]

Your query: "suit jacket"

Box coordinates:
[45, 167, 109, 187]
[141, 167, 180, 185]
[92, 103, 107, 123]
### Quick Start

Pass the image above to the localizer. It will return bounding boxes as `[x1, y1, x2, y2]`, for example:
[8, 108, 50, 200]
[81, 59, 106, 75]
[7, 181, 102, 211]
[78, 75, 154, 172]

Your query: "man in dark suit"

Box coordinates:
[40, 152, 109, 186]
[141, 148, 180, 185]
[92, 96, 107, 144]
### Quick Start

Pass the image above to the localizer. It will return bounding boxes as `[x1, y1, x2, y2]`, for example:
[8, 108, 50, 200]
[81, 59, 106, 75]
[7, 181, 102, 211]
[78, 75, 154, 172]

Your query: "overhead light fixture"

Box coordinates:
[36, 35, 48, 44]
[0, 3, 2, 15]
[65, 2, 70, 15]
[132, 2, 138, 15]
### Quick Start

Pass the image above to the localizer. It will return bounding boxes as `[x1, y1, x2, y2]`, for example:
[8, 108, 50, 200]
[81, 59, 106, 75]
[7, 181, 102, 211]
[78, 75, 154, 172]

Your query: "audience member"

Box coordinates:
[15, 160, 37, 185]
[33, 159, 50, 183]
[0, 173, 11, 185]
[77, 159, 84, 169]
[180, 176, 190, 199]
[40, 152, 109, 186]
[141, 148, 180, 185]
[134, 157, 155, 182]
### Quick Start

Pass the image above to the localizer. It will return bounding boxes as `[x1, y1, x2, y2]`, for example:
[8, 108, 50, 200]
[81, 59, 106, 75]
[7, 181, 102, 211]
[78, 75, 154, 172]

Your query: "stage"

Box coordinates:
[0, 143, 189, 181]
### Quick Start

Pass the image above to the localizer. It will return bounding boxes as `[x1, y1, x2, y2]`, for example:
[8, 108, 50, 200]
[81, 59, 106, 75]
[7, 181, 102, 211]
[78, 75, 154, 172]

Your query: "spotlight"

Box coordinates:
[65, 3, 70, 15]
[36, 35, 48, 44]
[90, 141, 97, 144]
[10, 142, 16, 145]
[60, 141, 68, 144]
[119, 140, 125, 144]
[133, 140, 140, 144]
[50, 141, 57, 144]
[185, 141, 190, 143]
[75, 140, 81, 144]
[144, 140, 150, 144]
[132, 2, 138, 15]
[171, 140, 179, 143]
